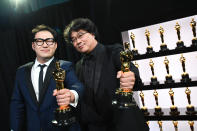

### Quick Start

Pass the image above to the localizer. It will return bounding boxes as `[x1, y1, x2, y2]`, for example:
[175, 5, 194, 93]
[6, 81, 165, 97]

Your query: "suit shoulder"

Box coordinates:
[17, 62, 33, 70]
[105, 43, 123, 55]
[105, 43, 123, 51]
[59, 60, 73, 69]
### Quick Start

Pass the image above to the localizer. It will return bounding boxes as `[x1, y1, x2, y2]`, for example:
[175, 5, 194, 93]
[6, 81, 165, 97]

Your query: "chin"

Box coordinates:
[77, 48, 86, 53]
[41, 55, 53, 59]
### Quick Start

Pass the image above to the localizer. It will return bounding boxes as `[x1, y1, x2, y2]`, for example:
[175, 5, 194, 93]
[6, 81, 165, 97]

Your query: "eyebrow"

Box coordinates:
[34, 38, 54, 40]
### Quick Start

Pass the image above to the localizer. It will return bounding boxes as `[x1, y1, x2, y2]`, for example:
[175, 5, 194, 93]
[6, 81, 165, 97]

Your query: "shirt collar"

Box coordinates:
[34, 57, 54, 68]
[84, 43, 103, 59]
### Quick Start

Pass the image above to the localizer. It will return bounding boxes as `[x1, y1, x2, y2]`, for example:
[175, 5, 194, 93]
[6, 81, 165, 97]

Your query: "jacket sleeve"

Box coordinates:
[10, 69, 26, 131]
[62, 62, 84, 102]
[110, 43, 143, 90]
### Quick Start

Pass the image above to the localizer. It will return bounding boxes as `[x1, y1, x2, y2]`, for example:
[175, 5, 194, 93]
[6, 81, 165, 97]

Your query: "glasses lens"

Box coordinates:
[71, 38, 76, 43]
[71, 32, 87, 43]
[46, 38, 55, 45]
[34, 39, 44, 46]
[34, 38, 55, 46]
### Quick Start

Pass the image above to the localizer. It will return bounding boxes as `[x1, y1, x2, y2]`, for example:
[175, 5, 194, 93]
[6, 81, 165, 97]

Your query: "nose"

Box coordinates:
[75, 38, 82, 44]
[42, 41, 48, 47]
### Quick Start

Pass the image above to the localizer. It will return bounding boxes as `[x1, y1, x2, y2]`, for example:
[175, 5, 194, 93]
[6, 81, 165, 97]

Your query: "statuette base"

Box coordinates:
[154, 106, 164, 116]
[112, 88, 136, 109]
[159, 44, 169, 52]
[186, 105, 197, 115]
[170, 105, 180, 116]
[150, 76, 160, 86]
[146, 46, 155, 54]
[141, 106, 150, 116]
[52, 106, 76, 127]
[191, 38, 197, 47]
[165, 75, 175, 84]
[181, 73, 191, 83]
[176, 41, 186, 49]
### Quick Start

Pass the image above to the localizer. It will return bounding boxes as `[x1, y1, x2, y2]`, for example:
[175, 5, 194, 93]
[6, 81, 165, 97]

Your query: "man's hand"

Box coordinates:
[117, 71, 135, 89]
[53, 89, 75, 106]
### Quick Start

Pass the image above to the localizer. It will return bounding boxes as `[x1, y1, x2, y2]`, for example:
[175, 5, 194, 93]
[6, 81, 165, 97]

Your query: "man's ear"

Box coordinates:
[32, 42, 35, 51]
[90, 33, 95, 38]
[55, 42, 58, 49]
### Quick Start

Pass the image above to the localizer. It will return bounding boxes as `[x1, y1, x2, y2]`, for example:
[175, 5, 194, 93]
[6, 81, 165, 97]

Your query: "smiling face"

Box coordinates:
[32, 30, 57, 63]
[71, 29, 97, 54]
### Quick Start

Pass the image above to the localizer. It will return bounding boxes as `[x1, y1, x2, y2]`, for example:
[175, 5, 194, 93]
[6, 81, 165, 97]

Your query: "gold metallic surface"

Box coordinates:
[175, 22, 181, 41]
[190, 18, 196, 38]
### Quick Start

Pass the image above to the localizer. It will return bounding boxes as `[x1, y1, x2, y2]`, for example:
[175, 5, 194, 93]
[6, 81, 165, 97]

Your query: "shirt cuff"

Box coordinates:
[70, 90, 79, 107]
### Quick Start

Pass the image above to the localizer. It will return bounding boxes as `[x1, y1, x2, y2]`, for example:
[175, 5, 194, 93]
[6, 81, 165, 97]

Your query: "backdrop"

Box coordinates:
[0, 0, 197, 130]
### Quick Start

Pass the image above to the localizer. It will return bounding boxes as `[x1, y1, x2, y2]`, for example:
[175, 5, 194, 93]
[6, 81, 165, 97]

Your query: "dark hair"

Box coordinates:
[63, 18, 99, 44]
[31, 24, 57, 42]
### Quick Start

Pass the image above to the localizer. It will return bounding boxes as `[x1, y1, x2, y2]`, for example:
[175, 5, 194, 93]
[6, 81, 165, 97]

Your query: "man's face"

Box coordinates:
[32, 30, 57, 63]
[71, 29, 97, 53]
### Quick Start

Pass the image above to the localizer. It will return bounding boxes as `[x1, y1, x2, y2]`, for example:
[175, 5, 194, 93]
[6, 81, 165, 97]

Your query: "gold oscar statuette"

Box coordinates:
[145, 29, 155, 54]
[175, 22, 185, 49]
[173, 121, 178, 131]
[190, 18, 197, 47]
[146, 121, 150, 127]
[134, 61, 144, 86]
[180, 54, 191, 83]
[159, 26, 169, 52]
[130, 32, 139, 56]
[134, 61, 139, 68]
[140, 91, 150, 116]
[51, 61, 76, 126]
[188, 121, 194, 131]
[169, 88, 180, 116]
[149, 59, 159, 85]
[112, 42, 135, 109]
[153, 90, 163, 116]
[185, 87, 197, 115]
[158, 121, 163, 131]
[164, 57, 175, 84]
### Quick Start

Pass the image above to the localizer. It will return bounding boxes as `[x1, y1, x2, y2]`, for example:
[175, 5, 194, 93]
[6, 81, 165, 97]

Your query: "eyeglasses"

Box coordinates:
[71, 32, 87, 43]
[33, 38, 55, 46]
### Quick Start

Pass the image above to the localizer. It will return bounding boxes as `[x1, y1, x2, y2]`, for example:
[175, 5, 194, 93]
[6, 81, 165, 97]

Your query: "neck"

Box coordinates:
[86, 40, 98, 54]
[37, 57, 51, 64]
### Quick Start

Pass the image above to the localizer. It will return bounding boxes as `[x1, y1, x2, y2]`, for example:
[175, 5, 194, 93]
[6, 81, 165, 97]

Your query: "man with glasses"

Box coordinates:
[64, 18, 149, 131]
[10, 24, 84, 131]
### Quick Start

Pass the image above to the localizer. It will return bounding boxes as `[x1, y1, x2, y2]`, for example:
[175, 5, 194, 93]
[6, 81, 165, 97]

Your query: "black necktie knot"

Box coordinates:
[39, 64, 46, 70]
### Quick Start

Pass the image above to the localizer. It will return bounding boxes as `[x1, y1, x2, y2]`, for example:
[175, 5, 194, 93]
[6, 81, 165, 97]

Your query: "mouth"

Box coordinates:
[78, 44, 84, 49]
[40, 49, 50, 53]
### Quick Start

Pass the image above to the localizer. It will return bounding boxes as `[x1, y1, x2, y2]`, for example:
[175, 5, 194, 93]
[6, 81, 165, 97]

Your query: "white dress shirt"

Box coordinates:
[31, 57, 78, 107]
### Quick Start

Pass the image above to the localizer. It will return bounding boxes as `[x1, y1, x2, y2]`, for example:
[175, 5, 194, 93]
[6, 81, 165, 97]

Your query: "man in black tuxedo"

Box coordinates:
[63, 18, 149, 131]
[10, 24, 84, 131]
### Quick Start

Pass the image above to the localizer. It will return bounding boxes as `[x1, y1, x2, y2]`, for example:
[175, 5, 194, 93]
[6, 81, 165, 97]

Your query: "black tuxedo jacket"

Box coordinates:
[76, 43, 149, 131]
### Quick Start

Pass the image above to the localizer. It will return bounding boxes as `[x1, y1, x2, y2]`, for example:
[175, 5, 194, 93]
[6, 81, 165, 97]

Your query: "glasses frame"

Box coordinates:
[33, 38, 56, 46]
[71, 32, 88, 44]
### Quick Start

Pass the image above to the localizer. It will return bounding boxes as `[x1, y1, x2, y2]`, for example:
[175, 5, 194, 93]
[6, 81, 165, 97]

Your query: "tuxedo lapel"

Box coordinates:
[75, 59, 84, 82]
[39, 59, 56, 106]
[93, 45, 106, 94]
[25, 62, 39, 106]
